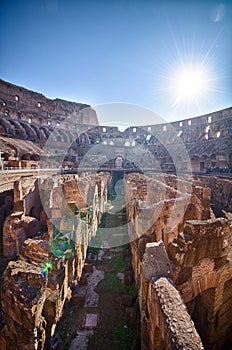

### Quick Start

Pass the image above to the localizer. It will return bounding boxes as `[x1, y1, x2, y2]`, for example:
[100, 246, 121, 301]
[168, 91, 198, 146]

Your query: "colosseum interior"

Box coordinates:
[0, 78, 231, 350]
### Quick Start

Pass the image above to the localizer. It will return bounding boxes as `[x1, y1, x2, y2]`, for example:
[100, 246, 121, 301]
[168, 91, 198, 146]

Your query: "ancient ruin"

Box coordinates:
[0, 79, 231, 349]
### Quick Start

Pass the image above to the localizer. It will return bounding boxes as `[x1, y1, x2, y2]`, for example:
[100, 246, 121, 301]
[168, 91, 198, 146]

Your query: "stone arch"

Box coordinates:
[115, 155, 124, 168]
[63, 130, 73, 143]
[56, 129, 68, 142]
[229, 153, 232, 168]
[79, 132, 90, 146]
[30, 124, 43, 140]
[39, 127, 50, 138]
[2, 152, 10, 161]
[21, 153, 31, 161]
[29, 206, 40, 220]
[10, 120, 27, 138]
[115, 135, 123, 145]
[94, 133, 101, 144]
[200, 154, 209, 172]
[146, 134, 156, 145]
[210, 154, 216, 160]
[31, 154, 40, 161]
[101, 134, 108, 144]
[20, 121, 38, 141]
[191, 155, 200, 173]
[0, 116, 15, 136]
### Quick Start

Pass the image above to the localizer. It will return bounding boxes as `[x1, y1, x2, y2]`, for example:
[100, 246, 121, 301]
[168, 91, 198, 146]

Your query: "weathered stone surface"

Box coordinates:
[21, 215, 40, 238]
[82, 313, 98, 330]
[142, 241, 173, 280]
[3, 213, 26, 258]
[0, 172, 109, 350]
[126, 173, 232, 349]
[200, 176, 232, 211]
[0, 81, 231, 350]
[2, 260, 47, 350]
[22, 238, 51, 263]
[148, 277, 204, 350]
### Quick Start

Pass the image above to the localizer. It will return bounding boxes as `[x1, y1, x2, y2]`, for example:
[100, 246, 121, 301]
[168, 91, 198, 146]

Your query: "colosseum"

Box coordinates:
[0, 79, 231, 350]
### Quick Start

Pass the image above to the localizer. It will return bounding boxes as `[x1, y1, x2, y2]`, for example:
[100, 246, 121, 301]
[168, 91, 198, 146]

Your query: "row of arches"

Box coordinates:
[0, 114, 80, 144]
[190, 154, 229, 172]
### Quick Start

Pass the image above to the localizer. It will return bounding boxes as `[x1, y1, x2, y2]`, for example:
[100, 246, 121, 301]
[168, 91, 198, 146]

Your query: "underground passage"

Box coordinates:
[0, 79, 232, 350]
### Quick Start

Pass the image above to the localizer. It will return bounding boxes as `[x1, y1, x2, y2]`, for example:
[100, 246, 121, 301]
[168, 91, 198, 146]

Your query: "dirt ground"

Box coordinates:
[53, 200, 140, 350]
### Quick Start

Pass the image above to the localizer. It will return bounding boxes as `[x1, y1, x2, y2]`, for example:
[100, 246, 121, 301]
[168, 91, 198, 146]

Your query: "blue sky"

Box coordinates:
[0, 0, 231, 125]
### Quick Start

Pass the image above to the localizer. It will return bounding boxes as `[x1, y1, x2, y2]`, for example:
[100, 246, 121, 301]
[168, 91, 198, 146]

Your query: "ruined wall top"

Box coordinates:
[0, 79, 99, 127]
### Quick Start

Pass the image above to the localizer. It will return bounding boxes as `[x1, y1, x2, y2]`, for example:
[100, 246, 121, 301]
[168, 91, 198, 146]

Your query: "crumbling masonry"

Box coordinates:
[0, 79, 231, 349]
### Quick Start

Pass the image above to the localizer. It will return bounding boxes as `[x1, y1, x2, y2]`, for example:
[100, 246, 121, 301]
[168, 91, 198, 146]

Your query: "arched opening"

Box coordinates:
[210, 154, 217, 167]
[2, 152, 9, 161]
[109, 135, 115, 146]
[79, 133, 89, 146]
[29, 206, 40, 220]
[191, 155, 200, 172]
[192, 288, 216, 348]
[21, 153, 31, 161]
[200, 155, 208, 172]
[115, 156, 124, 168]
[31, 154, 40, 161]
[229, 153, 232, 168]
[94, 134, 101, 144]
[115, 135, 123, 145]
[101, 135, 108, 145]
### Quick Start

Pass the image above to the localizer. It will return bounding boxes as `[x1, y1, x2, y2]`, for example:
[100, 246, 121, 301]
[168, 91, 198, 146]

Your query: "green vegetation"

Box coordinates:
[88, 248, 140, 350]
[111, 318, 140, 350]
[98, 251, 136, 297]
[59, 327, 72, 350]
[64, 339, 71, 350]
[60, 328, 69, 341]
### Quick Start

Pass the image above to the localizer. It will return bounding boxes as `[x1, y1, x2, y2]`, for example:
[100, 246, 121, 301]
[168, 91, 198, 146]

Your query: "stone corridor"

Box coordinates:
[53, 191, 140, 350]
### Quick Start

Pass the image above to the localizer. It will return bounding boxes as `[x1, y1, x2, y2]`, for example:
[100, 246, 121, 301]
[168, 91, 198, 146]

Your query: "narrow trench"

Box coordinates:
[53, 174, 140, 350]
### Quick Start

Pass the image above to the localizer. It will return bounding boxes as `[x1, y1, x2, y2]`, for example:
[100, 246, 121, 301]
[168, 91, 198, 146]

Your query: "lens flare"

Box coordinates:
[171, 65, 210, 106]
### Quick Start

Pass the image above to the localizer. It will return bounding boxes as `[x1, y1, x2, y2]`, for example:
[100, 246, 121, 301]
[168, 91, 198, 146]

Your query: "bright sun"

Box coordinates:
[171, 65, 209, 107]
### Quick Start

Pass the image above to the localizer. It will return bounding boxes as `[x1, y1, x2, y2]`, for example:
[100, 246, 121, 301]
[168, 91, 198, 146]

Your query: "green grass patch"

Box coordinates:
[111, 318, 140, 350]
[88, 246, 100, 255]
[97, 252, 137, 298]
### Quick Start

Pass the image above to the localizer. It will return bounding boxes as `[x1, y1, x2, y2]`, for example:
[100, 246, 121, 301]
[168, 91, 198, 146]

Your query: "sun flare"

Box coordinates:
[171, 65, 210, 107]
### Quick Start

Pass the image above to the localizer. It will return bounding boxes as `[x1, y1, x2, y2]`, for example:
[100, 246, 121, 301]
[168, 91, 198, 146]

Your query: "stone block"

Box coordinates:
[142, 241, 172, 280]
[82, 313, 98, 330]
[22, 238, 50, 263]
